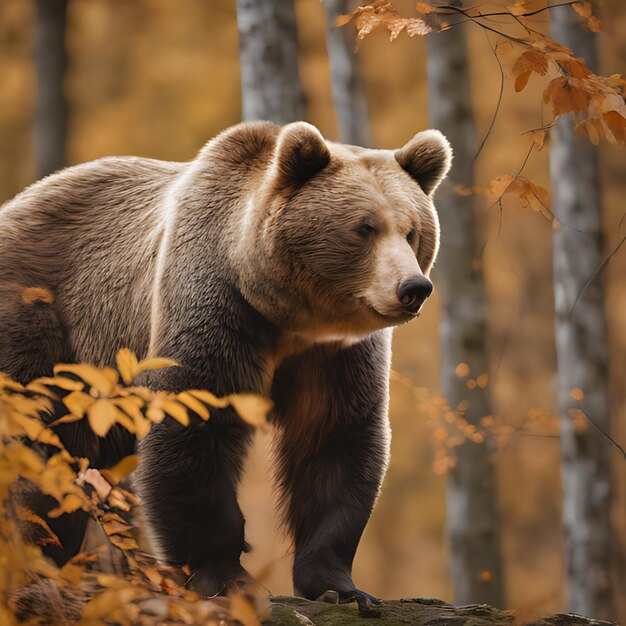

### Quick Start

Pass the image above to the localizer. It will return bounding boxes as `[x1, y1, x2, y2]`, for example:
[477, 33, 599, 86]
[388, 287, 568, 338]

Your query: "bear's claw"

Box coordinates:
[317, 588, 382, 618]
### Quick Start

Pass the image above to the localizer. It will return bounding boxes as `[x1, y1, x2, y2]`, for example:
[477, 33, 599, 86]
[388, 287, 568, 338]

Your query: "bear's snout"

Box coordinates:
[398, 275, 433, 313]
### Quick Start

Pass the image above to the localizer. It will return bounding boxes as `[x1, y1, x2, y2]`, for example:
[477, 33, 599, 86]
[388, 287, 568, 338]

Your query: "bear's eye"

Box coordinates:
[407, 229, 417, 247]
[356, 222, 377, 238]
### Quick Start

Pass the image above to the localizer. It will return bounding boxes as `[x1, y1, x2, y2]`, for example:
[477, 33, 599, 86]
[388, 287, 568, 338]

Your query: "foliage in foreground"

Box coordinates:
[0, 350, 271, 625]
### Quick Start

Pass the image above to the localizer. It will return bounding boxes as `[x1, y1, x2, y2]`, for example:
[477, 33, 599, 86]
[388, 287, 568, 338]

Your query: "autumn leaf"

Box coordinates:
[512, 48, 549, 92]
[87, 399, 119, 436]
[49, 493, 84, 518]
[54, 363, 117, 396]
[338, 0, 434, 42]
[15, 505, 62, 547]
[117, 348, 139, 385]
[188, 389, 230, 409]
[489, 174, 551, 213]
[176, 391, 210, 419]
[63, 390, 94, 417]
[161, 399, 190, 426]
[136, 356, 179, 374]
[107, 454, 139, 484]
[229, 394, 273, 427]
[543, 76, 591, 115]
[33, 375, 84, 392]
[573, 1, 602, 32]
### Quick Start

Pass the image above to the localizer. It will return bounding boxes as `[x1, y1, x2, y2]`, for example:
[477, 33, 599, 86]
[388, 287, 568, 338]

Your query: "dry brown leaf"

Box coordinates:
[15, 505, 62, 547]
[512, 48, 549, 92]
[489, 174, 551, 212]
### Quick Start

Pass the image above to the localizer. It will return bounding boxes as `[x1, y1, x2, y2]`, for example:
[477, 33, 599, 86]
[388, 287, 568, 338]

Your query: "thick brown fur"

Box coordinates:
[0, 121, 451, 613]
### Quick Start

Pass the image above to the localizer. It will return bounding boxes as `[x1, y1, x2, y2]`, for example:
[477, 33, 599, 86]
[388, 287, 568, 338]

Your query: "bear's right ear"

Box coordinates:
[272, 122, 331, 192]
[395, 130, 452, 196]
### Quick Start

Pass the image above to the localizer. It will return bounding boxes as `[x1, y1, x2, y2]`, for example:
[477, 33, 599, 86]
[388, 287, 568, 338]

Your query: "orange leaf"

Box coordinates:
[512, 48, 549, 93]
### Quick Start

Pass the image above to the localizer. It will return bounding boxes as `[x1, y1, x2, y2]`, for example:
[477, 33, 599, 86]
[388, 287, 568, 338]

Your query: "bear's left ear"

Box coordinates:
[395, 130, 452, 196]
[273, 122, 331, 192]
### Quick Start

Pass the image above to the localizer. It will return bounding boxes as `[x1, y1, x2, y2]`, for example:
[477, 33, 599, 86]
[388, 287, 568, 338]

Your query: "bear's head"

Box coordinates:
[237, 122, 452, 342]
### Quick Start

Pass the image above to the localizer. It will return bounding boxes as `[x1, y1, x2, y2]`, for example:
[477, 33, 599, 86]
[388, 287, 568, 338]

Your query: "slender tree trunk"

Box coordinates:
[426, 24, 504, 607]
[34, 0, 68, 178]
[549, 5, 614, 620]
[236, 0, 306, 124]
[324, 0, 371, 147]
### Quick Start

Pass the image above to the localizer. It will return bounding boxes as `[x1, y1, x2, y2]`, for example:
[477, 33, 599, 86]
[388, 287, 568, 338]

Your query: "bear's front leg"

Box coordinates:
[134, 364, 255, 597]
[272, 331, 392, 615]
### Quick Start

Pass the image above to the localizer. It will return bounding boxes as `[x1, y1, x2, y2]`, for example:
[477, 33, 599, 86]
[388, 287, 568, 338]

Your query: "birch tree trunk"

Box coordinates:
[236, 0, 306, 124]
[34, 0, 68, 179]
[324, 0, 371, 147]
[426, 23, 504, 607]
[549, 5, 614, 620]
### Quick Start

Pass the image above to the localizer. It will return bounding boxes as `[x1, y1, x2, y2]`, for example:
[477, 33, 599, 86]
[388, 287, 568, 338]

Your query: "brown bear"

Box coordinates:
[0, 121, 451, 613]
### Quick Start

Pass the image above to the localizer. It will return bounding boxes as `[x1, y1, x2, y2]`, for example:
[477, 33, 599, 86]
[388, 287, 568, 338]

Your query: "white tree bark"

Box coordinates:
[426, 24, 504, 607]
[34, 0, 68, 178]
[324, 0, 371, 147]
[236, 0, 306, 124]
[549, 5, 614, 620]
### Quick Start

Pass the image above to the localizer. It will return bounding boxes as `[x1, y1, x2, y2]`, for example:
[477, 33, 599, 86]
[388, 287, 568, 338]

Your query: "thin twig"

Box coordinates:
[486, 139, 535, 212]
[568, 233, 626, 318]
[577, 406, 626, 460]
[474, 34, 505, 161]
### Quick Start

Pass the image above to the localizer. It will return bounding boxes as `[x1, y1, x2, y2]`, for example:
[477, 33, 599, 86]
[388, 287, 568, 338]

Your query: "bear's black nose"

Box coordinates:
[398, 276, 433, 313]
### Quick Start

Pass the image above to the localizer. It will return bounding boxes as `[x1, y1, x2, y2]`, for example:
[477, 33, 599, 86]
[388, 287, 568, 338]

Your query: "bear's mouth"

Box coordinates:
[359, 297, 418, 323]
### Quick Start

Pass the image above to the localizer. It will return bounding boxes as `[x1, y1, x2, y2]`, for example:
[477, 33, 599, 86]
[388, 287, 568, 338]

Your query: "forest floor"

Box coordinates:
[266, 596, 618, 626]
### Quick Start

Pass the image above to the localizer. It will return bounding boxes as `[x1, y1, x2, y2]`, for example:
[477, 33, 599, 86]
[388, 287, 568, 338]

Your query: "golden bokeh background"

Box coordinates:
[1, 0, 624, 621]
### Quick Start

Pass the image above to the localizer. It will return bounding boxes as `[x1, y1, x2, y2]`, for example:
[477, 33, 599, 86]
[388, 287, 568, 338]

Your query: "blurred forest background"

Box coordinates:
[0, 0, 624, 623]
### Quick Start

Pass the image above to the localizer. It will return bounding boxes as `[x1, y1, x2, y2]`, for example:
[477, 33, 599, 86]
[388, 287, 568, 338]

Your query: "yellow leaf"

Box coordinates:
[117, 349, 139, 385]
[12, 414, 62, 447]
[115, 396, 145, 420]
[134, 414, 152, 438]
[33, 376, 85, 392]
[188, 389, 230, 408]
[136, 357, 179, 374]
[50, 413, 84, 427]
[229, 394, 273, 427]
[162, 399, 189, 426]
[24, 382, 61, 399]
[177, 391, 210, 419]
[54, 364, 116, 396]
[88, 399, 119, 437]
[49, 493, 84, 518]
[63, 390, 94, 417]
[108, 454, 139, 483]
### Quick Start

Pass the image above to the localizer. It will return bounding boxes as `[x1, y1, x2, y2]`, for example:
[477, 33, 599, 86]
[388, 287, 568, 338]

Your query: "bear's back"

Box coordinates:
[0, 156, 184, 364]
